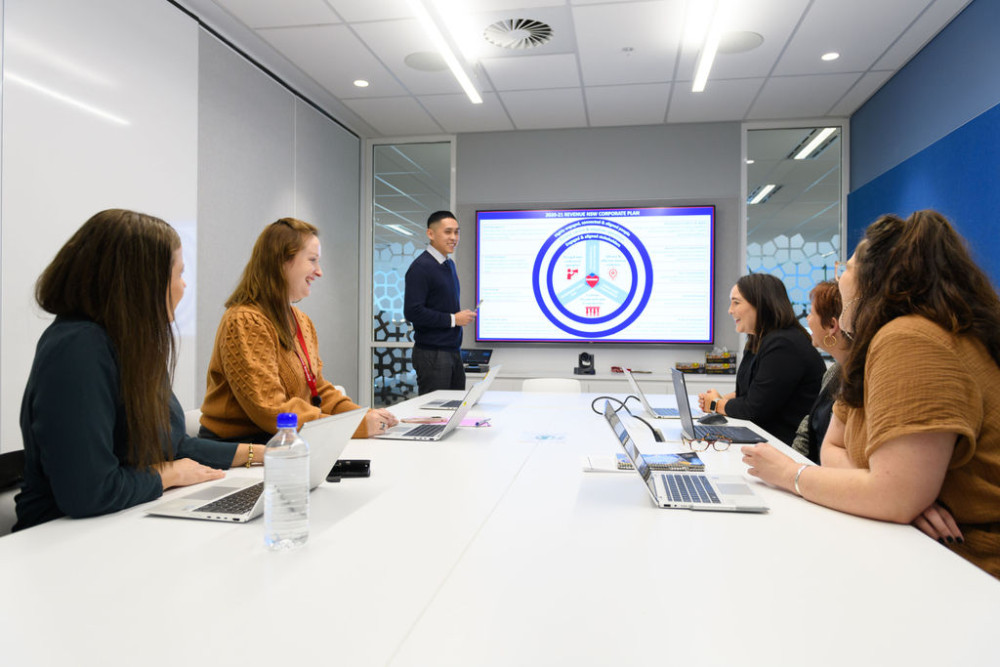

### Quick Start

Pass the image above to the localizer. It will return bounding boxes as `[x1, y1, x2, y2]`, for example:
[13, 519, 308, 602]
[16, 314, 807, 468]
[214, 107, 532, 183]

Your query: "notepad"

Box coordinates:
[615, 451, 705, 472]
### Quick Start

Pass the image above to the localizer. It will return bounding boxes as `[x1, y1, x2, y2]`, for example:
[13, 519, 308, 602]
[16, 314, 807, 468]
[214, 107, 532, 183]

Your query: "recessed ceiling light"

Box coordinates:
[821, 52, 840, 61]
[745, 159, 755, 165]
[353, 79, 370, 88]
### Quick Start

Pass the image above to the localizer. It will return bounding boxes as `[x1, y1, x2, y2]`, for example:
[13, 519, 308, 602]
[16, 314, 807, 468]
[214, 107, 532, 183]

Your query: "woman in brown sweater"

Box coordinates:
[200, 218, 397, 443]
[743, 211, 1000, 579]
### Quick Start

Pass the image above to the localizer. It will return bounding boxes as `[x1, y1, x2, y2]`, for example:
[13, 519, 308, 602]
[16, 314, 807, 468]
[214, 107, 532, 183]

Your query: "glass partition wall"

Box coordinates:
[369, 141, 452, 407]
[744, 125, 846, 327]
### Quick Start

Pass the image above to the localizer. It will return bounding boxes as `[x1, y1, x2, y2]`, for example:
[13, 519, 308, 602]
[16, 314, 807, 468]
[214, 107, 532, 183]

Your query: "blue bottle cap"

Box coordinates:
[276, 413, 298, 429]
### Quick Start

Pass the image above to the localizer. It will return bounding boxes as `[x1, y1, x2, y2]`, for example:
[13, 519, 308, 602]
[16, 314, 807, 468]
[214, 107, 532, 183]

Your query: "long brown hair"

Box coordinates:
[36, 209, 180, 469]
[841, 210, 1000, 407]
[735, 273, 810, 353]
[225, 218, 319, 350]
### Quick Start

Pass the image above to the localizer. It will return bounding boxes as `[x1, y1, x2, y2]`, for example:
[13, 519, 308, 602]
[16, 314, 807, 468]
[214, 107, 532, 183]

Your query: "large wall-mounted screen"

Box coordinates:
[476, 206, 715, 344]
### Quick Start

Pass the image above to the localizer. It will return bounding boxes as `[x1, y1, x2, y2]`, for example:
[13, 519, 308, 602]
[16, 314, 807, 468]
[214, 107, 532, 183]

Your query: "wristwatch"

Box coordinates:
[709, 398, 720, 413]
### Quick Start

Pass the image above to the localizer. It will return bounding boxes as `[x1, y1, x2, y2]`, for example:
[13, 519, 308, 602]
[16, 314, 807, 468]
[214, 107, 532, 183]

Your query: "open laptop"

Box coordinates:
[670, 368, 766, 443]
[603, 401, 768, 512]
[622, 368, 694, 419]
[146, 407, 367, 523]
[422, 364, 502, 410]
[376, 378, 489, 441]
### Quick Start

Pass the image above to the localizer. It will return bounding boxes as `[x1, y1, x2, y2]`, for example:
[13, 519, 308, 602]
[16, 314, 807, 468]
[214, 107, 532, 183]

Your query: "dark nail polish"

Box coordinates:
[938, 537, 946, 545]
[946, 536, 954, 544]
[957, 537, 965, 544]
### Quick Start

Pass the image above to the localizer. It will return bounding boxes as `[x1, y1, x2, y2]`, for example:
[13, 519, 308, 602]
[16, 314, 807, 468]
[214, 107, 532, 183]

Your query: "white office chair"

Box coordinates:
[0, 488, 18, 537]
[184, 408, 202, 437]
[521, 378, 582, 393]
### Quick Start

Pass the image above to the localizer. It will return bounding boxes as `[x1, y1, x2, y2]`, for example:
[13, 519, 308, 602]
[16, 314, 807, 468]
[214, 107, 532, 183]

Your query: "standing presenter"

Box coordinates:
[404, 211, 477, 395]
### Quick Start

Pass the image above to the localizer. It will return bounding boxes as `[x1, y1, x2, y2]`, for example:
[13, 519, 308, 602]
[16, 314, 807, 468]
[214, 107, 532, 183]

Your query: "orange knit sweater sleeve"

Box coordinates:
[201, 305, 370, 438]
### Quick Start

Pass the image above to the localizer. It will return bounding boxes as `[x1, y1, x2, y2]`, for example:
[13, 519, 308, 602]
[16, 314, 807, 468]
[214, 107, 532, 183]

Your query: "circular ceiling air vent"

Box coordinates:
[483, 18, 554, 50]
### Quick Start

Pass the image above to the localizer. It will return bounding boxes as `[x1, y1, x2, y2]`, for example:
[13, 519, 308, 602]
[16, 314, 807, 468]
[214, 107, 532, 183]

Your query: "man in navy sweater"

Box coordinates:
[404, 211, 477, 395]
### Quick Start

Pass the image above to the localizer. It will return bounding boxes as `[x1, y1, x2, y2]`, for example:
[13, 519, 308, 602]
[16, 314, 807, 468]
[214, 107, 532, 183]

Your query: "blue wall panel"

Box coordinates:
[847, 99, 1000, 285]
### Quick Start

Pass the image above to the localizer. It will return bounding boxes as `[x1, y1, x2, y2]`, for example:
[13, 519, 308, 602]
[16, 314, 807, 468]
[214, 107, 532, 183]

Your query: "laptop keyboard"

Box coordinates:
[195, 482, 264, 514]
[661, 474, 720, 504]
[403, 423, 446, 438]
[438, 400, 462, 408]
[653, 407, 680, 417]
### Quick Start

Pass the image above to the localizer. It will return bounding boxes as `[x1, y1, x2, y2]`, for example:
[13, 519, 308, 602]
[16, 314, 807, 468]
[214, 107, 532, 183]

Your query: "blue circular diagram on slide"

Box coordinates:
[532, 218, 653, 338]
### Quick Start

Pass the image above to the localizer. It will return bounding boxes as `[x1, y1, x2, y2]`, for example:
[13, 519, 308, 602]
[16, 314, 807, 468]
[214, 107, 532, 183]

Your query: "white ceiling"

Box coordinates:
[177, 0, 972, 138]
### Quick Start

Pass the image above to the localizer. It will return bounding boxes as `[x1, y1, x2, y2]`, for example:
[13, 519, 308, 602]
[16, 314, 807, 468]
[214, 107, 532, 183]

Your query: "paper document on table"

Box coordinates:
[582, 455, 627, 472]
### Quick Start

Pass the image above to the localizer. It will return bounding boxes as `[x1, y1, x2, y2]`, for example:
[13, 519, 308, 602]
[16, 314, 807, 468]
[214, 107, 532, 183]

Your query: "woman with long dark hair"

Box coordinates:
[698, 273, 825, 444]
[199, 218, 396, 442]
[15, 209, 243, 531]
[744, 210, 1000, 578]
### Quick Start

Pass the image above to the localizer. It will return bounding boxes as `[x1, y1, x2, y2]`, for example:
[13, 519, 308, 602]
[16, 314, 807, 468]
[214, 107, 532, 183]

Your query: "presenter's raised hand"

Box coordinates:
[455, 309, 477, 326]
[156, 459, 226, 490]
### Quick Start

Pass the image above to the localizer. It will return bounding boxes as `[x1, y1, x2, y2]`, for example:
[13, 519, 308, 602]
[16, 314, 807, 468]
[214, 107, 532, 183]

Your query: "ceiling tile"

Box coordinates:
[499, 88, 588, 130]
[747, 73, 863, 120]
[258, 24, 408, 98]
[481, 53, 581, 91]
[667, 77, 763, 123]
[419, 92, 515, 133]
[827, 70, 894, 116]
[343, 96, 444, 135]
[585, 83, 670, 126]
[324, 0, 412, 22]
[352, 18, 474, 96]
[214, 0, 341, 28]
[873, 0, 973, 70]
[676, 0, 811, 81]
[773, 0, 926, 75]
[573, 1, 685, 86]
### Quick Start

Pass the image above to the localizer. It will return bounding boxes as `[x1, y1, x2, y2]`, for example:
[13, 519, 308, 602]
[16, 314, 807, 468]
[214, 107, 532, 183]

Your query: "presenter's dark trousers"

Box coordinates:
[412, 346, 466, 395]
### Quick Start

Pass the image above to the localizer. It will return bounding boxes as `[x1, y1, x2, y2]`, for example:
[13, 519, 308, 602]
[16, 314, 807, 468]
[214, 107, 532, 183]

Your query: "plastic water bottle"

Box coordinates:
[264, 412, 310, 550]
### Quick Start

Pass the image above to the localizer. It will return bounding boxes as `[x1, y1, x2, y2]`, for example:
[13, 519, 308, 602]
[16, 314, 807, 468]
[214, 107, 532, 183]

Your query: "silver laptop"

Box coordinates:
[670, 368, 766, 444]
[147, 407, 367, 523]
[602, 401, 768, 512]
[622, 368, 694, 419]
[376, 378, 489, 441]
[422, 364, 503, 410]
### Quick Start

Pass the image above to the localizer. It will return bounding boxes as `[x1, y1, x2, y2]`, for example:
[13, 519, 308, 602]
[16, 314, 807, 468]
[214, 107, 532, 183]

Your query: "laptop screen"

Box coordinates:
[603, 402, 651, 482]
[670, 368, 697, 439]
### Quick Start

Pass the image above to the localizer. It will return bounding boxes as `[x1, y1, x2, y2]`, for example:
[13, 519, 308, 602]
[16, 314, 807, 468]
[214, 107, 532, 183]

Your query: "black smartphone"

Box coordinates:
[327, 459, 371, 481]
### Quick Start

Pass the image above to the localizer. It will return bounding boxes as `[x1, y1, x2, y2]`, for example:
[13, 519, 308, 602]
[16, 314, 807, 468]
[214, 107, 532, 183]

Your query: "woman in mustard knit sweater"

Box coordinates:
[200, 218, 397, 442]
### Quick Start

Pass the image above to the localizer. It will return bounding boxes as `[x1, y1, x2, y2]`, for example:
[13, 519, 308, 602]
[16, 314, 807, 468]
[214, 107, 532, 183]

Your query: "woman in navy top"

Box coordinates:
[15, 209, 246, 530]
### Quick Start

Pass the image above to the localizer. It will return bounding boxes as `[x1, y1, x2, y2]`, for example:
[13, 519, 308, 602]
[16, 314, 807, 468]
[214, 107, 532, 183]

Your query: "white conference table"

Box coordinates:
[2, 389, 999, 667]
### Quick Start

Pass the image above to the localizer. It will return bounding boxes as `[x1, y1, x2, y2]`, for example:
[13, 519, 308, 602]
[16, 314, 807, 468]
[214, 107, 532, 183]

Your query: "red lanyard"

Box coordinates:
[293, 317, 321, 407]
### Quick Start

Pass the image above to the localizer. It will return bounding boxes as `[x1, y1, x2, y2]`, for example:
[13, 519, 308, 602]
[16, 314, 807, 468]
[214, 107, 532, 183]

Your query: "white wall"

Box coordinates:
[0, 1, 363, 452]
[1, 0, 198, 452]
[196, 32, 361, 405]
[454, 124, 743, 378]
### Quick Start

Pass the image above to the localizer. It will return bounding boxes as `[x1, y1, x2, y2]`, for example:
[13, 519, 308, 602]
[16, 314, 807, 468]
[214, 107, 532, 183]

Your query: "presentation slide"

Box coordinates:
[476, 206, 715, 344]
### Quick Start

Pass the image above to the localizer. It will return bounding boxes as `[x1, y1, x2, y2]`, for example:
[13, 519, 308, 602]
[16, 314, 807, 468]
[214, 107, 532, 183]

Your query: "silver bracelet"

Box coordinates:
[794, 464, 809, 496]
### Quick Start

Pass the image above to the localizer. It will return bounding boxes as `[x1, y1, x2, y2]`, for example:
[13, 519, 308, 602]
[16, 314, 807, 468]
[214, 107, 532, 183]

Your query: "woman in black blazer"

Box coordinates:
[698, 274, 825, 445]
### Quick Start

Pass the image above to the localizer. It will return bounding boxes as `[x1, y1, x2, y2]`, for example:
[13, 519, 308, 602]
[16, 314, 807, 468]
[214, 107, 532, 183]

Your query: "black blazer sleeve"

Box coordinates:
[724, 332, 811, 424]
